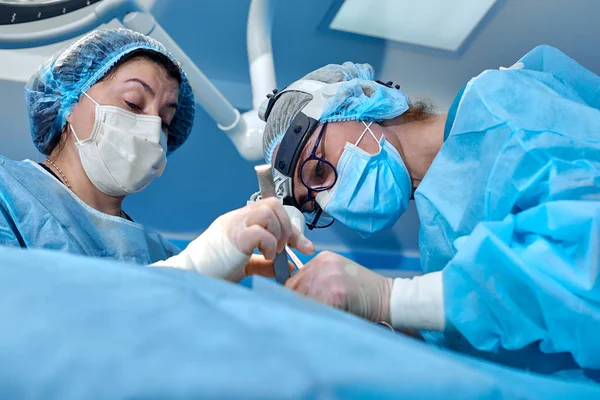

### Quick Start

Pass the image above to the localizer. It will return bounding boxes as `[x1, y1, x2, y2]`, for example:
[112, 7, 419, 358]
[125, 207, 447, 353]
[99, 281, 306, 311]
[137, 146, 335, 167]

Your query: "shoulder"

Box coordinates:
[0, 155, 13, 167]
[517, 45, 576, 69]
[454, 65, 586, 134]
[0, 158, 53, 198]
[0, 156, 20, 181]
[0, 156, 36, 171]
[0, 157, 46, 182]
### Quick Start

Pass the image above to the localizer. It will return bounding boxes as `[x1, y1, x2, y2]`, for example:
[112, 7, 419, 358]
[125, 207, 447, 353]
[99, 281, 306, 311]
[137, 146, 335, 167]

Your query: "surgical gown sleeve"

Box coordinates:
[444, 201, 600, 369]
[439, 48, 600, 370]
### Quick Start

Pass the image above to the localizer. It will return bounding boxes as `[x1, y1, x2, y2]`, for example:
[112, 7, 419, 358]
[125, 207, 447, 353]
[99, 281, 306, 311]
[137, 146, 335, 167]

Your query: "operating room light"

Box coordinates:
[330, 0, 498, 52]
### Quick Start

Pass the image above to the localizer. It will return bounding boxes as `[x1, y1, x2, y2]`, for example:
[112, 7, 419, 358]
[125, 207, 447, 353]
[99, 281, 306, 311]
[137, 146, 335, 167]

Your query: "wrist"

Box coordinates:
[178, 218, 249, 279]
[379, 277, 394, 323]
[389, 271, 445, 331]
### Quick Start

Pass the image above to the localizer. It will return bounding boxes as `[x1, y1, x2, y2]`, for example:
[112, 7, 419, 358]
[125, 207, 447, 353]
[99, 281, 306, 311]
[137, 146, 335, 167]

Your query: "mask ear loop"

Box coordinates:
[70, 124, 83, 145]
[71, 91, 100, 145]
[82, 91, 101, 107]
[354, 121, 380, 148]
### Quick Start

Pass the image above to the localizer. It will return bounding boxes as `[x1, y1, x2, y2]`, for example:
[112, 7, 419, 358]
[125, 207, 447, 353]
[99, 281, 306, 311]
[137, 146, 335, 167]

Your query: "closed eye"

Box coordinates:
[125, 101, 142, 111]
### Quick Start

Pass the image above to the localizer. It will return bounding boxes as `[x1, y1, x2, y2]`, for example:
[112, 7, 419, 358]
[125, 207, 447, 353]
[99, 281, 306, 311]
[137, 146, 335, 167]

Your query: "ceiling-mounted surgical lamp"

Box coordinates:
[0, 0, 275, 161]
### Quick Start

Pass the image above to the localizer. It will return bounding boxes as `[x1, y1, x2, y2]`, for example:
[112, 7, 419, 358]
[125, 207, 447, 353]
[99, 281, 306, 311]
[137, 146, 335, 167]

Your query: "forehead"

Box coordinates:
[111, 59, 179, 92]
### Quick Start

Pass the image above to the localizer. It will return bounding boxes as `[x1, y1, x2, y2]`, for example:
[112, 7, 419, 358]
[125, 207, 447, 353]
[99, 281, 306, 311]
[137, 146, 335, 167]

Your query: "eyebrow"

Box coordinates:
[125, 78, 178, 109]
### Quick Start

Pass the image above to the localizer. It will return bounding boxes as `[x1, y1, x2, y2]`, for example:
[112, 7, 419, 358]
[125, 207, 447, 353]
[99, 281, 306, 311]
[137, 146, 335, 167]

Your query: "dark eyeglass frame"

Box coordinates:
[298, 122, 338, 230]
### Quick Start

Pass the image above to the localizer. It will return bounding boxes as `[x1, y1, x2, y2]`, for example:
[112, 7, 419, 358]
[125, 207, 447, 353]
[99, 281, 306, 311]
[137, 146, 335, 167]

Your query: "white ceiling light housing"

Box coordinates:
[330, 0, 498, 52]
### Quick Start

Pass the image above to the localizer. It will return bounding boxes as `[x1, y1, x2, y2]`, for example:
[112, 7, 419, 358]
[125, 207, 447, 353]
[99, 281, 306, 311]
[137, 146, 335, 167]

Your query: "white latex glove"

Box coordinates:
[286, 251, 445, 332]
[151, 198, 314, 281]
[221, 197, 313, 261]
[285, 251, 393, 322]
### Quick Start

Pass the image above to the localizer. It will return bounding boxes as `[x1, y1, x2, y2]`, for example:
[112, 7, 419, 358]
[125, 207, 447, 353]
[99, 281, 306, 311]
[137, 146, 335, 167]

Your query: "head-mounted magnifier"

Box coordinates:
[258, 79, 344, 208]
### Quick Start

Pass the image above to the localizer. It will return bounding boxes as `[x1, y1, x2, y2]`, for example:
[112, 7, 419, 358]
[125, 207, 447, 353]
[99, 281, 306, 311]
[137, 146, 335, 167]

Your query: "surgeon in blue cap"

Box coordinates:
[262, 46, 600, 377]
[0, 28, 314, 282]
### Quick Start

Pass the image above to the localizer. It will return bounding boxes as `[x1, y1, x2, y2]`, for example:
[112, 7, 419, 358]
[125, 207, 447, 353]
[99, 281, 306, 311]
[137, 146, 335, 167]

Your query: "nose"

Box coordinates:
[145, 104, 161, 117]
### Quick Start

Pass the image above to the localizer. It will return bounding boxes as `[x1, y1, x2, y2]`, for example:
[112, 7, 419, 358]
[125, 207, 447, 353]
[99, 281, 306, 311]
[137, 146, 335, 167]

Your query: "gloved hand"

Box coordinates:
[286, 251, 446, 332]
[151, 198, 314, 281]
[220, 197, 313, 260]
[285, 251, 393, 323]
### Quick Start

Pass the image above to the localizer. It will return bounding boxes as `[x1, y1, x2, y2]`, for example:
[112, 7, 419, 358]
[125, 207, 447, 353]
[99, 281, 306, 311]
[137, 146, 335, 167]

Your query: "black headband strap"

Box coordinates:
[273, 112, 319, 178]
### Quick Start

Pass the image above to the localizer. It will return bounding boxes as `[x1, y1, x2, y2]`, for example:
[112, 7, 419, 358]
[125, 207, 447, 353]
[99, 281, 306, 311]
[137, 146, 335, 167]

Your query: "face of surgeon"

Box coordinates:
[273, 121, 390, 207]
[65, 57, 180, 143]
[45, 55, 181, 216]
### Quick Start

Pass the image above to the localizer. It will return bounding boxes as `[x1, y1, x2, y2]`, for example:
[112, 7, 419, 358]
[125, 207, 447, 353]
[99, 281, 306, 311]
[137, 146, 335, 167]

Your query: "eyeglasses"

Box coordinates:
[298, 123, 337, 229]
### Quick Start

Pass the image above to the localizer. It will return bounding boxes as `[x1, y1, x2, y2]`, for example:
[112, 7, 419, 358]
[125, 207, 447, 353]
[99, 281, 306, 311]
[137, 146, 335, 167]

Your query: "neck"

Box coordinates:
[382, 113, 446, 188]
[46, 136, 124, 216]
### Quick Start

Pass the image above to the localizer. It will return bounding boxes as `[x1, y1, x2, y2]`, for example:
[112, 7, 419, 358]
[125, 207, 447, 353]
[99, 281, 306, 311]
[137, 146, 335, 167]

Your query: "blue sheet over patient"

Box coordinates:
[0, 245, 598, 399]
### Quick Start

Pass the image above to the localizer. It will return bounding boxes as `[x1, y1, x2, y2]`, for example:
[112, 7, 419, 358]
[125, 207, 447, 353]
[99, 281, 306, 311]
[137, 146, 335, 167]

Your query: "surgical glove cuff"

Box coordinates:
[390, 271, 445, 332]
[150, 218, 249, 282]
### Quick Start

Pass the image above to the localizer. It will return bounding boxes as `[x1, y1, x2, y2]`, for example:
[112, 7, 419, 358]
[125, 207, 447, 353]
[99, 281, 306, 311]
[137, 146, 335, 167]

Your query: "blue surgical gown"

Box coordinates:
[414, 45, 600, 375]
[0, 157, 179, 264]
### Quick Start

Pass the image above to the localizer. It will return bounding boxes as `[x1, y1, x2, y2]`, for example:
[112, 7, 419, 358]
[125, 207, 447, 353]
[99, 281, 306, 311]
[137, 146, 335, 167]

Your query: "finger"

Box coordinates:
[287, 225, 315, 255]
[285, 250, 323, 289]
[245, 205, 282, 247]
[244, 225, 278, 260]
[285, 268, 302, 290]
[285, 267, 313, 294]
[245, 254, 275, 278]
[269, 201, 293, 253]
[294, 270, 315, 296]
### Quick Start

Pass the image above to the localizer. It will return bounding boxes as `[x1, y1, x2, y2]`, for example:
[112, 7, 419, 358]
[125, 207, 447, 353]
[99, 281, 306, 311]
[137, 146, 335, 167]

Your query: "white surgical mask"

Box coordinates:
[71, 92, 168, 196]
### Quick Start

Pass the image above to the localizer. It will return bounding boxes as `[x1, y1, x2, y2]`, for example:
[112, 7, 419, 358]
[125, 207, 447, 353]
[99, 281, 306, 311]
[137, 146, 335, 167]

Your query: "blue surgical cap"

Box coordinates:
[262, 62, 409, 164]
[25, 28, 195, 155]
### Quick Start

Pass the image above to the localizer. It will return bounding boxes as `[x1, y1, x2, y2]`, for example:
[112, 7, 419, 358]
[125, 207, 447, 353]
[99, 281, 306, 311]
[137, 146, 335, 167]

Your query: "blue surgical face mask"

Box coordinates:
[315, 122, 412, 236]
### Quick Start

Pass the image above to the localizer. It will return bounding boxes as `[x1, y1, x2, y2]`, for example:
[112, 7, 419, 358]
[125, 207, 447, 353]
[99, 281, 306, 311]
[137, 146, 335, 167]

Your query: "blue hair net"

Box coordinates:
[262, 62, 409, 163]
[320, 63, 409, 123]
[25, 28, 195, 156]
